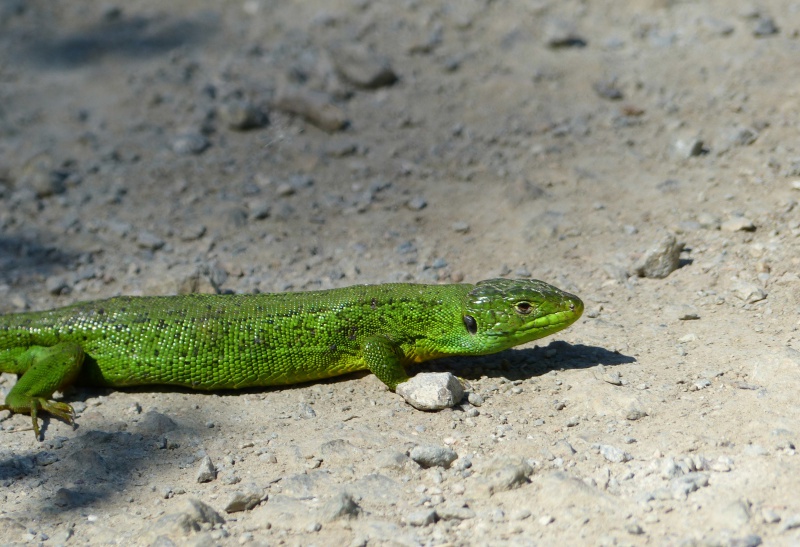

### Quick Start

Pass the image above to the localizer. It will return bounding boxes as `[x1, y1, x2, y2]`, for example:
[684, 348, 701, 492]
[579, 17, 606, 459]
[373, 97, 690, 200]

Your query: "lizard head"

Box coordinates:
[461, 278, 583, 352]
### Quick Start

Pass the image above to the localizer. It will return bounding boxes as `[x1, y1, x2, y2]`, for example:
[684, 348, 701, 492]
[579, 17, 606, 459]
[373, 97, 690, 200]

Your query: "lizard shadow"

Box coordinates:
[0, 410, 209, 520]
[0, 342, 628, 519]
[412, 341, 634, 383]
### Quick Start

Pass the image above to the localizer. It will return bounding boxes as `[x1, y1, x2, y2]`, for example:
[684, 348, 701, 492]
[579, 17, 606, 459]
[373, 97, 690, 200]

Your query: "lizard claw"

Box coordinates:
[4, 398, 75, 441]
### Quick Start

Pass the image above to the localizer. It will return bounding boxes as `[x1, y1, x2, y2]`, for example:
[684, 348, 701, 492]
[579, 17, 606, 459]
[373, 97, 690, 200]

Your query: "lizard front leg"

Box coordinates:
[362, 335, 410, 390]
[0, 343, 84, 440]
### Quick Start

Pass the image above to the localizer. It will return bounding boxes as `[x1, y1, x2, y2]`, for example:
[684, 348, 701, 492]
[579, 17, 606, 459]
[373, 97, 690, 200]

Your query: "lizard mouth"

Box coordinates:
[486, 294, 583, 339]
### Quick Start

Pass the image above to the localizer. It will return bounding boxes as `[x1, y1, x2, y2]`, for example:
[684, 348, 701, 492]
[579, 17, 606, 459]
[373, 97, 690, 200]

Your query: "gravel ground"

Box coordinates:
[2, 1, 800, 545]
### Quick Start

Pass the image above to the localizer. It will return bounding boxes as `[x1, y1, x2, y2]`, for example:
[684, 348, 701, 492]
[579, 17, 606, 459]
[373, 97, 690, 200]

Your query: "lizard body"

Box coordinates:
[0, 278, 583, 438]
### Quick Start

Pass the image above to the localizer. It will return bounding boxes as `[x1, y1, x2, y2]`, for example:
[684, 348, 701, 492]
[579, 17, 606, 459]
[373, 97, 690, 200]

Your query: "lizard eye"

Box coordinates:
[463, 315, 478, 335]
[515, 302, 532, 315]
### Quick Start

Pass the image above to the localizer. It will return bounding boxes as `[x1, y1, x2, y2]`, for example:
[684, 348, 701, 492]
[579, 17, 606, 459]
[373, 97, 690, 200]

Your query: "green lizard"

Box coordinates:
[0, 278, 583, 439]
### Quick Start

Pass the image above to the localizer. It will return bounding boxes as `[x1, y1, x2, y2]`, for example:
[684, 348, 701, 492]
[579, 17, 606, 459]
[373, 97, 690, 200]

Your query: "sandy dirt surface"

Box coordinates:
[1, 1, 800, 545]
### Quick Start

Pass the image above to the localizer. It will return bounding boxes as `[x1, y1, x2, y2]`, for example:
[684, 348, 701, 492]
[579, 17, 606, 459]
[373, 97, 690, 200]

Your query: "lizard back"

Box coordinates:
[0, 283, 473, 389]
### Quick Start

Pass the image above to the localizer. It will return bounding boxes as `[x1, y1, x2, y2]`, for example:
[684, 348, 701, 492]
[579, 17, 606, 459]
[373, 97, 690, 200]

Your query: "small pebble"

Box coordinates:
[171, 131, 210, 155]
[599, 444, 632, 463]
[397, 372, 464, 410]
[721, 217, 756, 232]
[196, 456, 216, 483]
[592, 79, 623, 100]
[727, 126, 759, 147]
[219, 98, 267, 131]
[407, 509, 437, 527]
[485, 460, 533, 494]
[634, 233, 684, 279]
[626, 523, 644, 535]
[45, 276, 70, 295]
[761, 508, 781, 524]
[511, 509, 532, 521]
[406, 196, 427, 211]
[436, 504, 476, 521]
[731, 280, 767, 303]
[752, 16, 779, 36]
[136, 230, 165, 250]
[544, 19, 587, 48]
[729, 535, 762, 547]
[320, 492, 361, 521]
[224, 484, 265, 513]
[673, 136, 705, 158]
[273, 85, 347, 132]
[409, 445, 458, 469]
[692, 379, 711, 391]
[782, 514, 800, 531]
[329, 42, 397, 89]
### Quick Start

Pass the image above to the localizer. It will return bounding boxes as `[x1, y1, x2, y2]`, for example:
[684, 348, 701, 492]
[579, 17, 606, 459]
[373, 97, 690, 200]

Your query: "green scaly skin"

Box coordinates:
[0, 278, 583, 439]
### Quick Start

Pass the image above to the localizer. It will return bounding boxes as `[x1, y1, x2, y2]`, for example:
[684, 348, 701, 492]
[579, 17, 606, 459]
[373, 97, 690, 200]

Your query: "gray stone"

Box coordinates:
[406, 196, 427, 211]
[373, 450, 412, 471]
[45, 276, 71, 295]
[761, 508, 781, 524]
[152, 499, 225, 535]
[673, 136, 705, 158]
[297, 402, 316, 419]
[319, 492, 361, 521]
[715, 500, 751, 528]
[177, 266, 219, 295]
[592, 79, 623, 100]
[196, 456, 216, 483]
[224, 483, 265, 513]
[731, 280, 767, 303]
[452, 221, 470, 233]
[670, 472, 709, 499]
[407, 509, 437, 526]
[396, 372, 464, 410]
[752, 17, 779, 37]
[136, 230, 166, 250]
[697, 212, 721, 230]
[781, 514, 800, 531]
[409, 444, 458, 469]
[345, 474, 403, 505]
[281, 471, 333, 498]
[544, 19, 587, 48]
[634, 233, 684, 278]
[727, 126, 759, 146]
[665, 304, 700, 321]
[599, 444, 632, 463]
[136, 411, 178, 435]
[722, 216, 756, 232]
[626, 523, 644, 535]
[273, 85, 347, 132]
[17, 153, 74, 198]
[247, 199, 270, 220]
[171, 131, 210, 155]
[436, 503, 476, 521]
[485, 461, 533, 494]
[730, 535, 762, 547]
[660, 458, 683, 479]
[329, 42, 397, 89]
[319, 439, 361, 464]
[219, 98, 267, 131]
[178, 224, 206, 241]
[220, 472, 240, 485]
